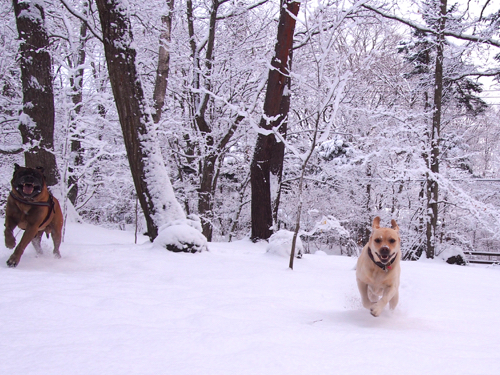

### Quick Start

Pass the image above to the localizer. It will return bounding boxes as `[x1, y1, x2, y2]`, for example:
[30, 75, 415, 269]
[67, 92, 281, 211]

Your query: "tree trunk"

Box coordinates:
[364, 164, 372, 245]
[289, 115, 319, 270]
[198, 154, 217, 241]
[271, 50, 292, 227]
[152, 0, 175, 124]
[426, 0, 447, 259]
[251, 0, 300, 241]
[186, 0, 243, 241]
[67, 2, 89, 205]
[96, 0, 185, 241]
[13, 0, 59, 186]
[197, 115, 244, 241]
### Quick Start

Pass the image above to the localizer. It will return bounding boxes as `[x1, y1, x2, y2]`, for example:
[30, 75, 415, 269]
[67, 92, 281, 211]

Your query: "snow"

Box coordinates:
[1, 222, 500, 375]
[266, 229, 303, 257]
[154, 215, 208, 252]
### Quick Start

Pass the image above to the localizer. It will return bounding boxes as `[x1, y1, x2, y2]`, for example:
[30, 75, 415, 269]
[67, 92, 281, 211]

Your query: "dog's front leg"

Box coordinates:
[356, 279, 373, 309]
[7, 226, 39, 267]
[370, 284, 397, 317]
[4, 218, 17, 249]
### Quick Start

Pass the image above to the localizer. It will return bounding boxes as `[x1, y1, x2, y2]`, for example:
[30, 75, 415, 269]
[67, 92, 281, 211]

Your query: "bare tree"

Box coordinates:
[425, 0, 447, 259]
[13, 0, 59, 185]
[250, 0, 300, 241]
[183, 0, 258, 241]
[95, 0, 185, 241]
[66, 1, 89, 205]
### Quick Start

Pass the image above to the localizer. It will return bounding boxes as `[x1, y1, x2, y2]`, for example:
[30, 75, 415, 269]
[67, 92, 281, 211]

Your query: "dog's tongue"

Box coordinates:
[23, 184, 34, 195]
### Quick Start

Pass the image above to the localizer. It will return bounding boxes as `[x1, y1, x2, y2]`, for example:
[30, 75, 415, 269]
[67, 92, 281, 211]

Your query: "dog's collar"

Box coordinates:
[10, 191, 55, 228]
[367, 247, 397, 273]
[10, 191, 51, 207]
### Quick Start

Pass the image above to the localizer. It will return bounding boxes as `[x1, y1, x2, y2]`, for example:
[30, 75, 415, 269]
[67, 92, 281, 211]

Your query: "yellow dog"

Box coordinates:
[356, 217, 401, 317]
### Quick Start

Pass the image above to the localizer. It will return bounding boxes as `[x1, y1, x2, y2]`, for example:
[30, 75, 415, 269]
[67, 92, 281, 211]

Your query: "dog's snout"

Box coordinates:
[380, 246, 390, 255]
[22, 175, 35, 184]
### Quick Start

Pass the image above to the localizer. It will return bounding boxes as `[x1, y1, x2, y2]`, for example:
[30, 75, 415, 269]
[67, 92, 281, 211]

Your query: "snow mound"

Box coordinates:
[153, 215, 207, 253]
[266, 229, 303, 257]
[438, 244, 466, 265]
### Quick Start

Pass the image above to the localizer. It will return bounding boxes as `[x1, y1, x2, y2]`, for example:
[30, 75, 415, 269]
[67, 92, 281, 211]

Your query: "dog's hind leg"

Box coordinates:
[31, 232, 43, 255]
[50, 228, 62, 259]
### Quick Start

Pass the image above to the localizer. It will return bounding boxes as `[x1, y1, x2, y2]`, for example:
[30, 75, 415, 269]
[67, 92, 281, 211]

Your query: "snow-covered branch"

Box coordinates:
[362, 4, 500, 48]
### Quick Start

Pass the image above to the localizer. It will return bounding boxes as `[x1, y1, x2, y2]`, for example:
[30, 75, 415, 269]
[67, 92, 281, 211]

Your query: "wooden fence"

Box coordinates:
[464, 251, 500, 265]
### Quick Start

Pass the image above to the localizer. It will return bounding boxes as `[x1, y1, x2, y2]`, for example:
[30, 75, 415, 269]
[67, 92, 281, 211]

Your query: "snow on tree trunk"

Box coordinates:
[426, 0, 447, 259]
[13, 0, 59, 186]
[67, 2, 89, 205]
[250, 0, 300, 241]
[96, 0, 186, 242]
[152, 0, 174, 124]
[271, 61, 291, 229]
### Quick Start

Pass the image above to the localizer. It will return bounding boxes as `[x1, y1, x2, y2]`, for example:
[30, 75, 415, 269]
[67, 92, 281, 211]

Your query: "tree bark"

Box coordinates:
[13, 0, 59, 186]
[185, 0, 244, 241]
[251, 0, 300, 241]
[271, 50, 292, 227]
[426, 0, 447, 259]
[152, 0, 175, 124]
[67, 2, 89, 205]
[96, 0, 185, 241]
[289, 115, 319, 270]
[198, 115, 244, 241]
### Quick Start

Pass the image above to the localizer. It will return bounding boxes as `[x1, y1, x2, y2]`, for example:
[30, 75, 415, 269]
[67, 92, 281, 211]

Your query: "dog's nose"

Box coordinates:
[379, 247, 390, 256]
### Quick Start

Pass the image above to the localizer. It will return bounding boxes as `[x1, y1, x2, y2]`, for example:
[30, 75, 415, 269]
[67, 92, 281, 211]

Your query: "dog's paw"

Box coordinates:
[6, 255, 19, 268]
[5, 235, 16, 249]
[370, 304, 383, 317]
[53, 251, 61, 259]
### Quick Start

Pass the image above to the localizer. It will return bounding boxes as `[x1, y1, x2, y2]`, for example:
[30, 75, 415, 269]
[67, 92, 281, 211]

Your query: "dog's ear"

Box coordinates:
[391, 219, 399, 232]
[14, 163, 21, 172]
[372, 216, 381, 229]
[36, 166, 45, 175]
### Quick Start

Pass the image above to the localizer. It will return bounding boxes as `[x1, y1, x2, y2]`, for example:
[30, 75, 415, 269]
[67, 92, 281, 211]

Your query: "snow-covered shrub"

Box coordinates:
[153, 215, 207, 253]
[438, 244, 466, 266]
[318, 138, 353, 163]
[266, 230, 303, 257]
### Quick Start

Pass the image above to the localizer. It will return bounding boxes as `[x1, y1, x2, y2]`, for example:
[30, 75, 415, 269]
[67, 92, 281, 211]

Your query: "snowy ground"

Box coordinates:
[1, 222, 499, 375]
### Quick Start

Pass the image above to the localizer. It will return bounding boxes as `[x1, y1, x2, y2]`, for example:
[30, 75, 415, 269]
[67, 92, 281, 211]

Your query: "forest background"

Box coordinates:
[1, 0, 499, 260]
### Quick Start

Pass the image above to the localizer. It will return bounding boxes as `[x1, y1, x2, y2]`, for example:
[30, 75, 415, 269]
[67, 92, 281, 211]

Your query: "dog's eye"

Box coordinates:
[374, 238, 381, 243]
[389, 238, 396, 243]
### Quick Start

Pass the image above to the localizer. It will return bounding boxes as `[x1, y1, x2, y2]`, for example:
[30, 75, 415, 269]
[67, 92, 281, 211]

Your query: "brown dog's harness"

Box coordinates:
[368, 247, 398, 272]
[10, 191, 56, 229]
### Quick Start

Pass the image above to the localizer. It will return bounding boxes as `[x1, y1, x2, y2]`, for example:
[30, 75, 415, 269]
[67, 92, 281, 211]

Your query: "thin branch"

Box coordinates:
[448, 70, 500, 81]
[59, 0, 103, 43]
[362, 4, 500, 48]
[0, 147, 23, 155]
[479, 0, 491, 22]
[216, 0, 268, 20]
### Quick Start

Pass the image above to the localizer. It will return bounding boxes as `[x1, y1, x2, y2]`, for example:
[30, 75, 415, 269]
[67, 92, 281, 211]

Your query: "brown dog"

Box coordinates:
[4, 164, 63, 267]
[356, 217, 401, 317]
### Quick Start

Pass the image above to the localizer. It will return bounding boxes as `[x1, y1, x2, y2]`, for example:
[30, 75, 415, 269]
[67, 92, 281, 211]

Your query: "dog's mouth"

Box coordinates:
[17, 183, 41, 197]
[376, 252, 394, 264]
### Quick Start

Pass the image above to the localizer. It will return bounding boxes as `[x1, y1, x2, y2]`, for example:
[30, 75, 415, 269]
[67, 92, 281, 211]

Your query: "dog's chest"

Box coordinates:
[15, 202, 33, 216]
[13, 202, 44, 228]
[359, 264, 396, 287]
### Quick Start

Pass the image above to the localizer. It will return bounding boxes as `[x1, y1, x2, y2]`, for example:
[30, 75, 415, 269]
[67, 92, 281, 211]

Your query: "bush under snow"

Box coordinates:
[266, 230, 303, 257]
[153, 215, 207, 253]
